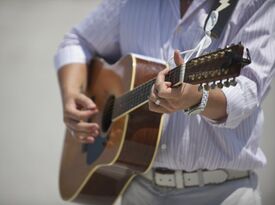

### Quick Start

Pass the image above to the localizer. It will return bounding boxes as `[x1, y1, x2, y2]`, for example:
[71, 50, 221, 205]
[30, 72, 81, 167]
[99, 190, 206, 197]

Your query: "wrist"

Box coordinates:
[58, 64, 88, 98]
[184, 88, 209, 115]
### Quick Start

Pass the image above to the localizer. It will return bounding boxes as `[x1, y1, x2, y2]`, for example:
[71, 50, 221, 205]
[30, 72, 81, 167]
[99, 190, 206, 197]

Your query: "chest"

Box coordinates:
[119, 0, 209, 60]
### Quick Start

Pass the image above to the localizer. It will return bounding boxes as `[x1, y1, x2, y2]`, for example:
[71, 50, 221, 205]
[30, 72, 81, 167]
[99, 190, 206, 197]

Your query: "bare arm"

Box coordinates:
[201, 89, 227, 121]
[58, 63, 100, 144]
[58, 63, 88, 98]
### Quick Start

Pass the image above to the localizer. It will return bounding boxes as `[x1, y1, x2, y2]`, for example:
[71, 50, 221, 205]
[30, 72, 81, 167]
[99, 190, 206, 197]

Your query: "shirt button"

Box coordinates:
[161, 144, 167, 150]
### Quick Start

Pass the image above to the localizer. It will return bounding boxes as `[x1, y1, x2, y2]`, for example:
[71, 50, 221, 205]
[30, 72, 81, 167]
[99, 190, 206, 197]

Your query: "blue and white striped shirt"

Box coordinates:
[55, 0, 275, 171]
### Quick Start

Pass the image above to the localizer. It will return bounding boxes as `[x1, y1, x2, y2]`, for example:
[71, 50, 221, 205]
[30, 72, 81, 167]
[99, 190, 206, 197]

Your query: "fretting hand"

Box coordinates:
[148, 50, 203, 113]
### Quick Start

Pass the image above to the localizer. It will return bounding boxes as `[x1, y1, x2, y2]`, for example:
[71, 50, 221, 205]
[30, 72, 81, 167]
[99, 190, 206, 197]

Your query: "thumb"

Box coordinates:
[76, 94, 97, 110]
[174, 50, 184, 66]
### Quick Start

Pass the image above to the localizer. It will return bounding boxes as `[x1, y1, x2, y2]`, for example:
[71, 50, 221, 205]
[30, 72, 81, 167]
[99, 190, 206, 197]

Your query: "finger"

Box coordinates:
[68, 127, 97, 138]
[151, 97, 175, 112]
[150, 85, 173, 110]
[79, 136, 95, 144]
[65, 119, 100, 134]
[76, 94, 98, 110]
[159, 83, 187, 100]
[148, 99, 172, 114]
[73, 129, 98, 143]
[174, 50, 184, 66]
[65, 104, 97, 121]
[155, 71, 173, 98]
[85, 136, 95, 143]
[67, 125, 97, 144]
[149, 85, 159, 101]
[156, 82, 174, 99]
[155, 68, 170, 87]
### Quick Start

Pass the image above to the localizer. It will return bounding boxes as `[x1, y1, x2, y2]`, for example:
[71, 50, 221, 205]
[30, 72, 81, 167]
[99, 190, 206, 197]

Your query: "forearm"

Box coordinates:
[201, 88, 227, 121]
[58, 63, 88, 98]
[57, 63, 99, 144]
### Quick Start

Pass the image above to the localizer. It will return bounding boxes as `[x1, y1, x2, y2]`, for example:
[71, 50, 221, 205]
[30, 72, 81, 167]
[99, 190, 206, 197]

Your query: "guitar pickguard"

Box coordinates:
[83, 136, 108, 165]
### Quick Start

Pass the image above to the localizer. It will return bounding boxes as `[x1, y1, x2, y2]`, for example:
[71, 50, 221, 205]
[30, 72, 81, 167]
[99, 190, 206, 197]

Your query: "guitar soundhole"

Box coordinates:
[102, 95, 115, 132]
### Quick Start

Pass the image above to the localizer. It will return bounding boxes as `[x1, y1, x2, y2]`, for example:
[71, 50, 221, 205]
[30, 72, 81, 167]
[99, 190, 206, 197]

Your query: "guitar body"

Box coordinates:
[59, 44, 249, 205]
[59, 54, 166, 205]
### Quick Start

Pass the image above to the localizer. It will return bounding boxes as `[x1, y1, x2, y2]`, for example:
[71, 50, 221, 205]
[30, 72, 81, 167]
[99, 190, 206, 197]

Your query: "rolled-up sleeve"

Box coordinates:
[204, 0, 275, 129]
[54, 0, 123, 70]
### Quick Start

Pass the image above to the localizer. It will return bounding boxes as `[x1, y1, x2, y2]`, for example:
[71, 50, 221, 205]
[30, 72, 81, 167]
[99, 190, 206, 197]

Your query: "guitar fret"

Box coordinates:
[112, 44, 249, 120]
[112, 67, 182, 120]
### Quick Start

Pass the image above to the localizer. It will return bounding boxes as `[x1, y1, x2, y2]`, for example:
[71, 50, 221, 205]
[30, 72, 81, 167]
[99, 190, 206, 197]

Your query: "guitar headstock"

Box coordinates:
[183, 43, 251, 90]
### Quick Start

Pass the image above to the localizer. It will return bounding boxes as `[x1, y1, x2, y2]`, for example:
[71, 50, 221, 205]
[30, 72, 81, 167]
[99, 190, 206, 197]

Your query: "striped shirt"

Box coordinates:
[55, 0, 275, 171]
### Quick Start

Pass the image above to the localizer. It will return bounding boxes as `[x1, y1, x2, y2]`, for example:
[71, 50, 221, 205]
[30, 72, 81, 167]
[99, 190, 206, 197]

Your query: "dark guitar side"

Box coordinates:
[59, 54, 166, 205]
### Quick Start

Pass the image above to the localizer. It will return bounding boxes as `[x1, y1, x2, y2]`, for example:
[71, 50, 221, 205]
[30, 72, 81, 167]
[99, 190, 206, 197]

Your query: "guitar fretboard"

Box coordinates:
[110, 44, 248, 121]
[112, 65, 183, 120]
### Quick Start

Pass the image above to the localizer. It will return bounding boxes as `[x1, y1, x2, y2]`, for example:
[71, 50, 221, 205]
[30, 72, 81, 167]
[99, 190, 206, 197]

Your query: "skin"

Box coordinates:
[148, 50, 228, 120]
[58, 50, 227, 144]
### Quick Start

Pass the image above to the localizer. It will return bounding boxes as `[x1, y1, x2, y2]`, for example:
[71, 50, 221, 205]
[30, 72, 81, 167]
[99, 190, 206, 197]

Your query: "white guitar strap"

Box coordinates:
[168, 0, 238, 67]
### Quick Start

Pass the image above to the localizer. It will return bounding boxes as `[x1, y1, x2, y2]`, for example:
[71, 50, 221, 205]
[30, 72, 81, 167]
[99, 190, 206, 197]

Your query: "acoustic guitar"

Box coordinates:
[59, 43, 251, 205]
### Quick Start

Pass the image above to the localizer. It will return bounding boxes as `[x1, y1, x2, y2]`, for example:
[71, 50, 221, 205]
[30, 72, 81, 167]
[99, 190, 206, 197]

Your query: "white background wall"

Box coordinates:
[0, 1, 274, 205]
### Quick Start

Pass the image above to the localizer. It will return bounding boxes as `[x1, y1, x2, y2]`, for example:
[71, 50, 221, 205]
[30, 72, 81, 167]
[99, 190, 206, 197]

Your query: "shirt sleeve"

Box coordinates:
[203, 0, 275, 129]
[54, 0, 124, 70]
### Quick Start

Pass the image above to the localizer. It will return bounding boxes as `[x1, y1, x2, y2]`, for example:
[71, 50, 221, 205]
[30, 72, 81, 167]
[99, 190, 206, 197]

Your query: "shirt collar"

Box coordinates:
[169, 0, 209, 23]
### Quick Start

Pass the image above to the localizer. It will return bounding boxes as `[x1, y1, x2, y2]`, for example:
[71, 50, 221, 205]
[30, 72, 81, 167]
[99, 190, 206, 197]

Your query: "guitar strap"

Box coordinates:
[168, 0, 238, 66]
[204, 0, 238, 39]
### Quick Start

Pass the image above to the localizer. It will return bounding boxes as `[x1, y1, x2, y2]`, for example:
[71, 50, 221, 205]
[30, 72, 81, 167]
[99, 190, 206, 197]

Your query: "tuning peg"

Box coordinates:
[199, 58, 205, 64]
[198, 84, 203, 91]
[224, 79, 230, 87]
[206, 55, 211, 61]
[210, 82, 216, 89]
[230, 78, 237, 86]
[204, 83, 210, 91]
[217, 80, 223, 88]
[218, 51, 225, 57]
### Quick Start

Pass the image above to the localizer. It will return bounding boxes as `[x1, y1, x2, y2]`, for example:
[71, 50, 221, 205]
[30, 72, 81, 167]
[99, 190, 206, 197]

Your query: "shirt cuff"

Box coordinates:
[202, 81, 254, 129]
[54, 45, 93, 71]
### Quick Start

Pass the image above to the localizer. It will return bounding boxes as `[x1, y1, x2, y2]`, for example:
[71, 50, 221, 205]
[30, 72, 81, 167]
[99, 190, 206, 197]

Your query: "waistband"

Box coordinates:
[141, 168, 250, 189]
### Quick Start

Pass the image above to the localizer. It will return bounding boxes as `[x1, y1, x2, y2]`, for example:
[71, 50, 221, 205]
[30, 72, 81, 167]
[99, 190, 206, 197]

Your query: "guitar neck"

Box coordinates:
[112, 65, 184, 120]
[112, 44, 250, 121]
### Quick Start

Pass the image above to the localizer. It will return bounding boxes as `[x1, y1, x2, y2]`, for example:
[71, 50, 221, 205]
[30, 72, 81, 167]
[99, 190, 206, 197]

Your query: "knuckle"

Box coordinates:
[64, 104, 72, 112]
[159, 69, 166, 75]
[90, 123, 98, 129]
[155, 82, 161, 89]
[76, 123, 82, 131]
[77, 138, 85, 144]
[76, 113, 85, 121]
[148, 95, 155, 102]
[158, 89, 165, 97]
[76, 133, 85, 141]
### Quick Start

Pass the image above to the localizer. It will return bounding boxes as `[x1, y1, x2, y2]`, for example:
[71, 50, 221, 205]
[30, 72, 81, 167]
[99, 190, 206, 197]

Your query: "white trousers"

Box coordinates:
[119, 172, 261, 205]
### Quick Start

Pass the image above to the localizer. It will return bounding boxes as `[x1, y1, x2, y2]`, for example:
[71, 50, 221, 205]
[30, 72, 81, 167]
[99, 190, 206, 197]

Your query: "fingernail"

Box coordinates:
[87, 136, 95, 142]
[90, 130, 99, 136]
[79, 136, 85, 140]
